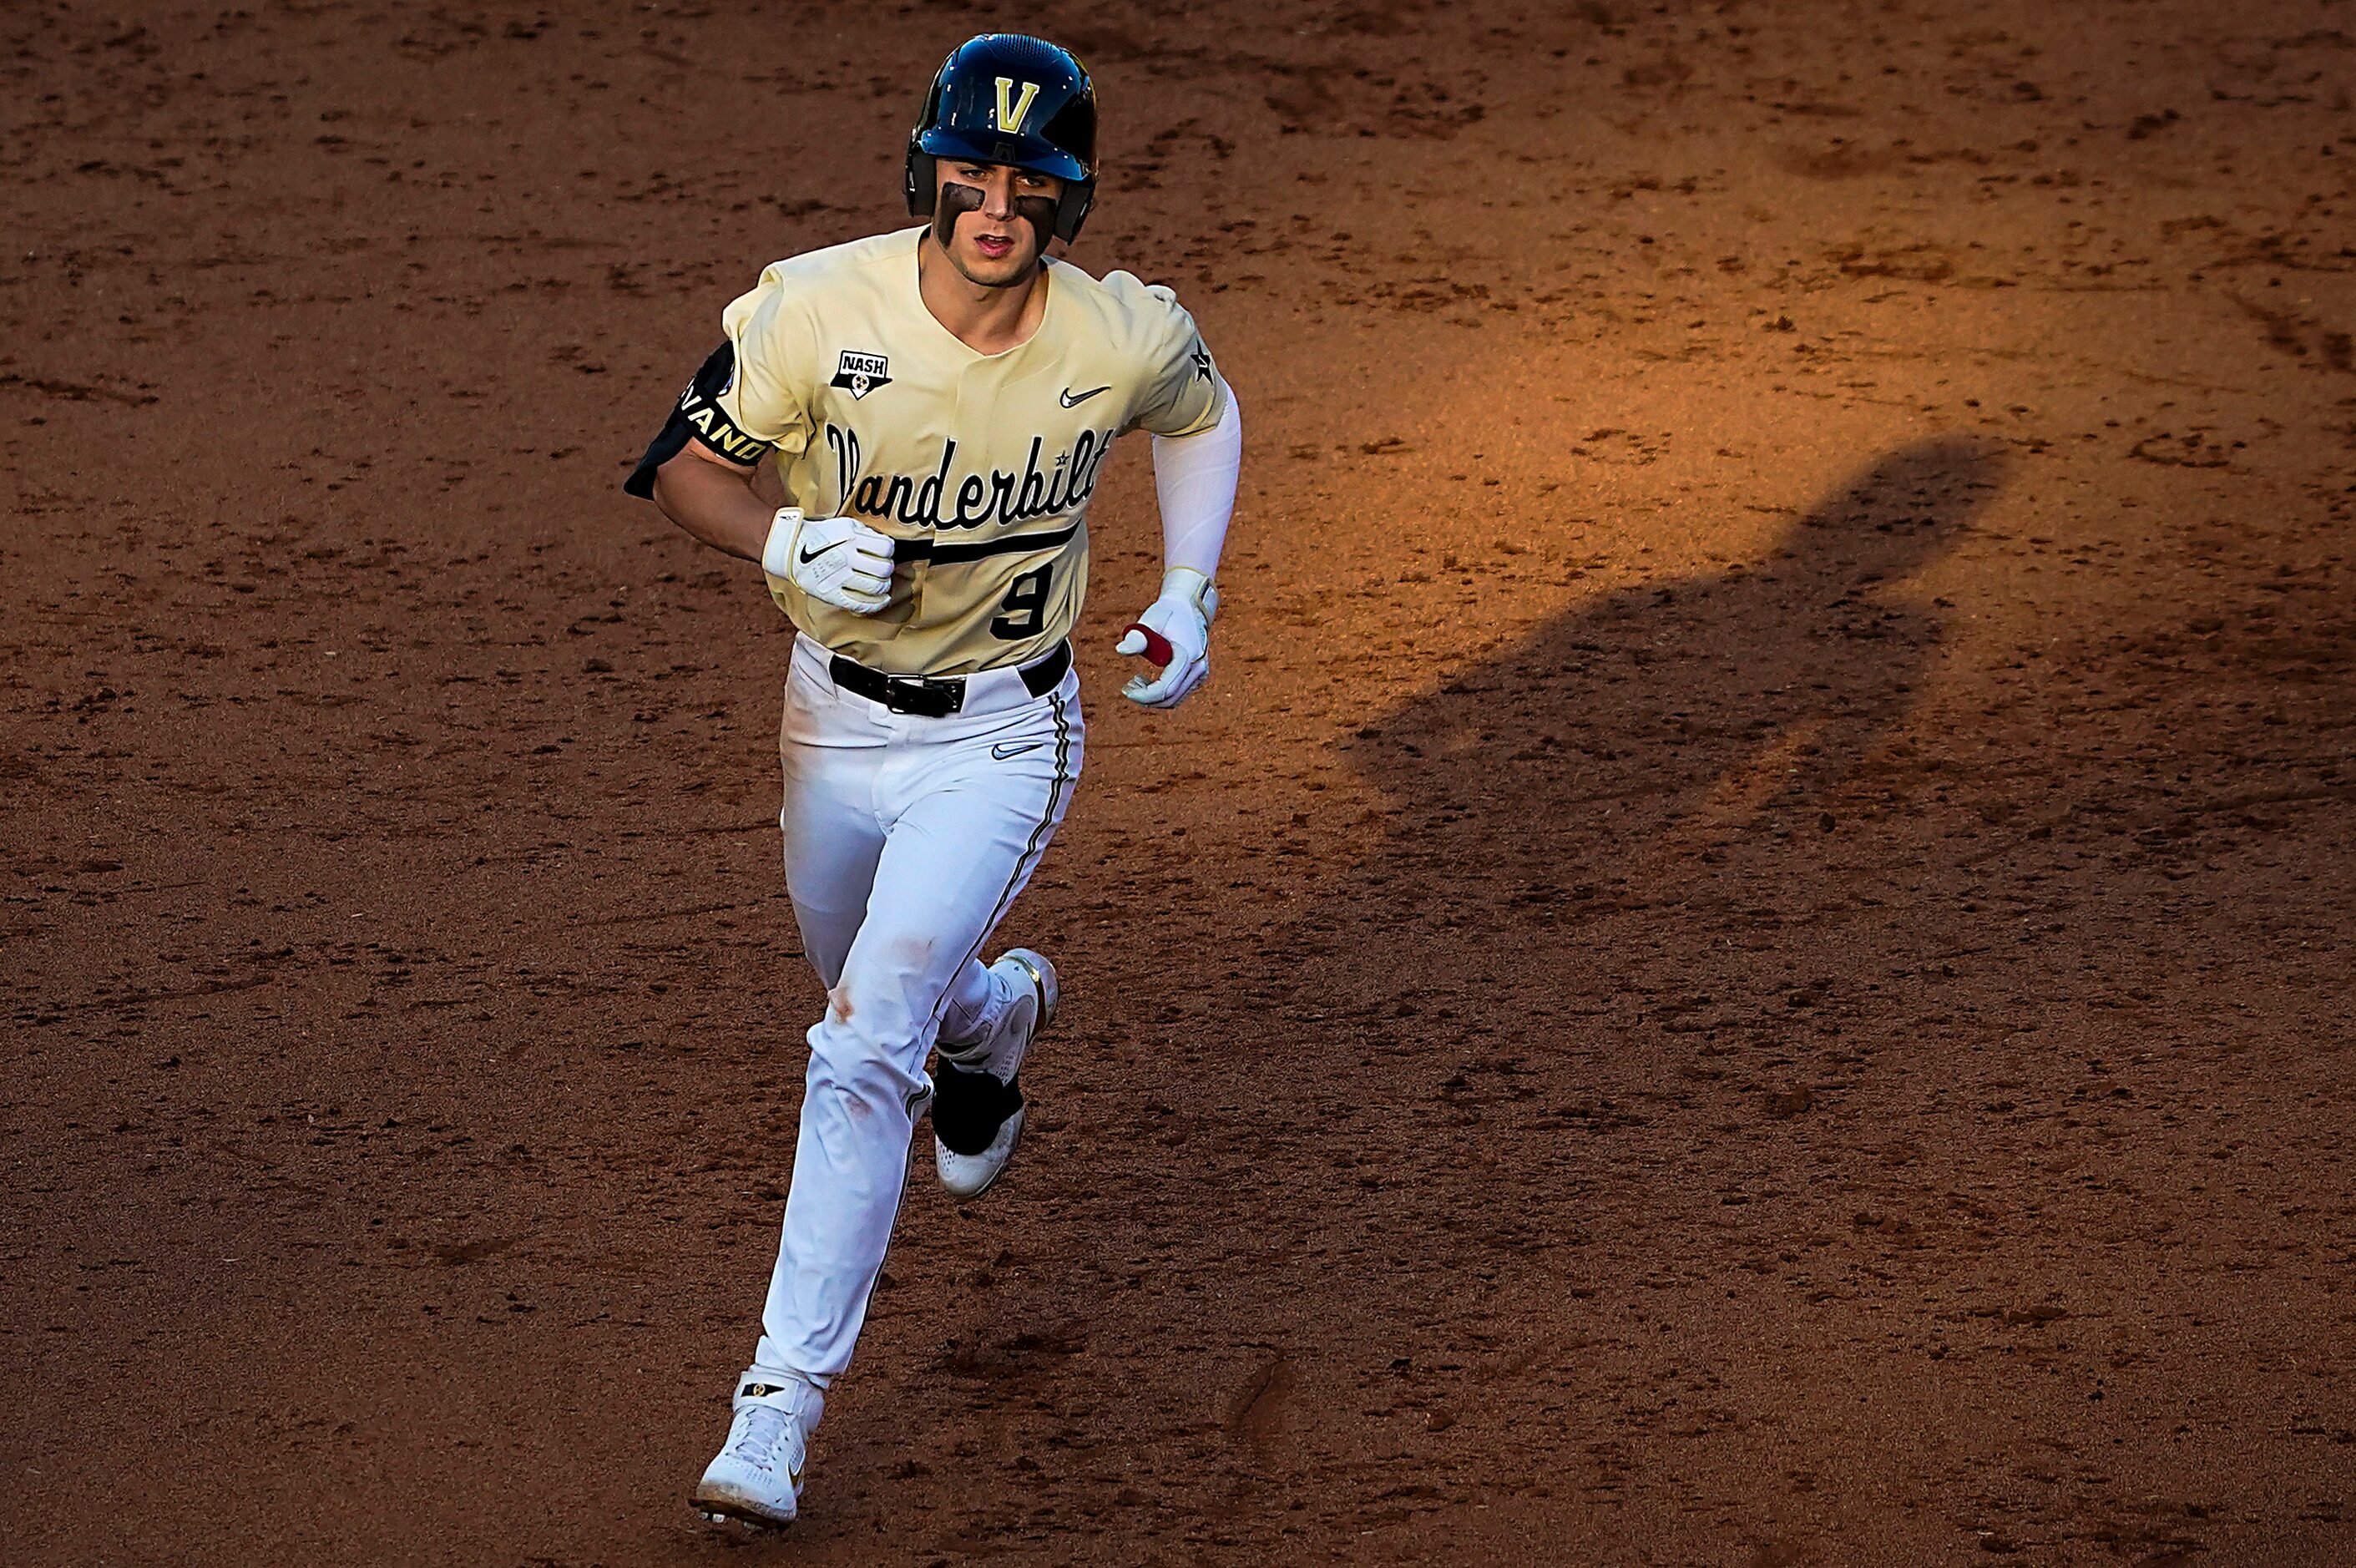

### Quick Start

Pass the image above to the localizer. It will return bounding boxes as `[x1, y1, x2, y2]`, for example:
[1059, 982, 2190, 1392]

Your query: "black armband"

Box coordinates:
[621, 341, 776, 498]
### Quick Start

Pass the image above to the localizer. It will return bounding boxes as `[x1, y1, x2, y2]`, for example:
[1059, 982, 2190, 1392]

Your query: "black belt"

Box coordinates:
[827, 640, 1070, 718]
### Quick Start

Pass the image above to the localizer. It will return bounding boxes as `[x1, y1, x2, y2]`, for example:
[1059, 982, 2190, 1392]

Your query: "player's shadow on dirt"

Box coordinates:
[1331, 436, 2007, 960]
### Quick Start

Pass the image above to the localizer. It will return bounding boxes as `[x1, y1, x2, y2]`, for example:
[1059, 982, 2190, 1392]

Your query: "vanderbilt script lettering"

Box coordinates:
[825, 423, 1115, 532]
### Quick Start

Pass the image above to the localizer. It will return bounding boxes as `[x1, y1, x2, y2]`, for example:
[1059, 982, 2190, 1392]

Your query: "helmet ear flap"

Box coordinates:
[905, 142, 937, 218]
[1053, 182, 1094, 244]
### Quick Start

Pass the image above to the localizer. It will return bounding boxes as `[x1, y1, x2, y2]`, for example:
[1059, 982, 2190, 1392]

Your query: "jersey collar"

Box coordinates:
[906, 225, 1060, 362]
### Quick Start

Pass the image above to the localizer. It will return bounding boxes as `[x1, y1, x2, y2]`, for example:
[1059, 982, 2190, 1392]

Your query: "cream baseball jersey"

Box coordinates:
[695, 227, 1224, 676]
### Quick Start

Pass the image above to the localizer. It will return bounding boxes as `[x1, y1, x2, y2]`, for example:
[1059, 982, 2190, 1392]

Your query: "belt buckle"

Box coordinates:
[883, 675, 962, 717]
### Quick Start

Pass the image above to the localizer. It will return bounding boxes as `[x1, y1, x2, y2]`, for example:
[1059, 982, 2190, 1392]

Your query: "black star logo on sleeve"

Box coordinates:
[1190, 345, 1213, 382]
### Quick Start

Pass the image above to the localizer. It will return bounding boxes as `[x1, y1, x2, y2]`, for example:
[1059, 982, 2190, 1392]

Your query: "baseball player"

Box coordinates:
[620, 34, 1242, 1530]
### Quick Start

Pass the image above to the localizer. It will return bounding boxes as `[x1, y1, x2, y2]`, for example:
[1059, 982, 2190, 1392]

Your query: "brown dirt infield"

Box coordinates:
[6, 2, 2355, 1563]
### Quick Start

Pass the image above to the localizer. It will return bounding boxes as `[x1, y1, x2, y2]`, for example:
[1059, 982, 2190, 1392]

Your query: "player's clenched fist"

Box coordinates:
[763, 507, 895, 615]
[1116, 566, 1217, 710]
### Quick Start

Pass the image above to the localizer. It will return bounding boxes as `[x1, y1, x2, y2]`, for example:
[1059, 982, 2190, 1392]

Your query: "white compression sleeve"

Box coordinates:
[1149, 382, 1241, 581]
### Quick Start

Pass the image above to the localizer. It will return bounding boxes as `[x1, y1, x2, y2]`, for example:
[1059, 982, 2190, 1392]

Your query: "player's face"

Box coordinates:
[933, 161, 1063, 288]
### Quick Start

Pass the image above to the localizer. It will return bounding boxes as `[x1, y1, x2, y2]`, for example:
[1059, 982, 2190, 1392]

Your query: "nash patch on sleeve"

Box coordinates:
[622, 342, 773, 498]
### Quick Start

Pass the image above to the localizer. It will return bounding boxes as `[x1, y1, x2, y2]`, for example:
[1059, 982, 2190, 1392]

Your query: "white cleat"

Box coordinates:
[691, 1374, 822, 1530]
[933, 948, 1056, 1199]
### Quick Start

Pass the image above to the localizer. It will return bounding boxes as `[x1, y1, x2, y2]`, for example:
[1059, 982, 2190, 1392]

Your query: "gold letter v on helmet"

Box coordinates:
[993, 76, 1040, 134]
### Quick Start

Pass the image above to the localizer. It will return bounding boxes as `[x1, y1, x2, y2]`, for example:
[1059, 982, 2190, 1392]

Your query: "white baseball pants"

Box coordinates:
[748, 632, 1082, 1385]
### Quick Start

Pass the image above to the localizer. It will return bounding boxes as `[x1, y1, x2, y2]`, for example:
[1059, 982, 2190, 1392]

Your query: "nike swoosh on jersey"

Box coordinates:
[991, 741, 1044, 760]
[798, 539, 848, 565]
[1059, 385, 1110, 407]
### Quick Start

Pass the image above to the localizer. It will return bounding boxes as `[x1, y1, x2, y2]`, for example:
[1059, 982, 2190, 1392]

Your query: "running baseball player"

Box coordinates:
[620, 34, 1241, 1530]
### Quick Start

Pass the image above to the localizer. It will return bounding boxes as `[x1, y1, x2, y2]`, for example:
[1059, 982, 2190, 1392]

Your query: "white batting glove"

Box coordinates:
[761, 507, 894, 615]
[1116, 566, 1218, 710]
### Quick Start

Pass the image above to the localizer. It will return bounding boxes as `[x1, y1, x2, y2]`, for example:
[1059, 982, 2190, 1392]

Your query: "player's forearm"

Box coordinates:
[1148, 382, 1241, 582]
[650, 453, 776, 564]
